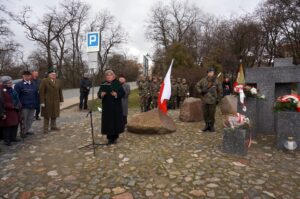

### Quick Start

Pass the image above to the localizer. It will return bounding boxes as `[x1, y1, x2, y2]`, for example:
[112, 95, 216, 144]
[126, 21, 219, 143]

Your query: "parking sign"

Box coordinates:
[87, 32, 100, 52]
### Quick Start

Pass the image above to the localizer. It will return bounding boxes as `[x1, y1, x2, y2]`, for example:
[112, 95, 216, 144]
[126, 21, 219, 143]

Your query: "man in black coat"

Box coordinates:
[79, 73, 92, 110]
[222, 75, 232, 97]
[31, 71, 41, 120]
[98, 70, 125, 145]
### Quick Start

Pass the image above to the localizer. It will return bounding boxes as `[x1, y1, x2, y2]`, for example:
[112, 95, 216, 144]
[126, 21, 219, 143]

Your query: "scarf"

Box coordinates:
[6, 87, 21, 109]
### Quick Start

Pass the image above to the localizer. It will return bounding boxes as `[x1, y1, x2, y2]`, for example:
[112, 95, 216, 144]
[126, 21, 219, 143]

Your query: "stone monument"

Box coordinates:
[240, 63, 300, 135]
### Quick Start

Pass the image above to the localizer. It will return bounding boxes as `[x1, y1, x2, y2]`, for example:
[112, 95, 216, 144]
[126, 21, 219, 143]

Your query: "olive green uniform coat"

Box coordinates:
[39, 78, 64, 118]
[138, 81, 150, 112]
[195, 76, 222, 125]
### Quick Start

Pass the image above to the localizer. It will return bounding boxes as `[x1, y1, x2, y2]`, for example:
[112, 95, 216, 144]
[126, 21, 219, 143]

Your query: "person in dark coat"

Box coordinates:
[0, 76, 22, 145]
[15, 71, 39, 137]
[222, 76, 232, 97]
[31, 71, 41, 120]
[98, 70, 125, 145]
[119, 75, 131, 132]
[39, 68, 64, 134]
[79, 73, 92, 110]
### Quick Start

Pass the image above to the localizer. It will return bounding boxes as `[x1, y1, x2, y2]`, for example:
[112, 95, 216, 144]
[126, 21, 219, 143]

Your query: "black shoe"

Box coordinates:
[4, 141, 11, 146]
[35, 116, 41, 120]
[209, 126, 215, 132]
[107, 140, 117, 145]
[26, 132, 34, 135]
[208, 122, 215, 132]
[202, 123, 210, 132]
[11, 139, 21, 142]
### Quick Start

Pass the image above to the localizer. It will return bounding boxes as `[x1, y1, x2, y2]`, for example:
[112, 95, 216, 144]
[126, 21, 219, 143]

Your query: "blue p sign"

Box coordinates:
[87, 32, 100, 52]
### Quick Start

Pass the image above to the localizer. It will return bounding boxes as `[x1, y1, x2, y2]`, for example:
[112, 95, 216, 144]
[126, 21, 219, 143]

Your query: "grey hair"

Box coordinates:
[0, 76, 13, 84]
[104, 70, 115, 76]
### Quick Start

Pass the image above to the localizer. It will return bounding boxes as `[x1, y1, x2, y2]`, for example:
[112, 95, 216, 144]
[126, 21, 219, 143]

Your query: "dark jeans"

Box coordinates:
[203, 103, 217, 124]
[35, 106, 40, 118]
[2, 125, 18, 143]
[79, 92, 89, 110]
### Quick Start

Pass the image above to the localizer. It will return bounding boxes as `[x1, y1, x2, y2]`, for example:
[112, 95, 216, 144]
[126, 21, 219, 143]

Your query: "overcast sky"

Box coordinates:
[3, 0, 263, 63]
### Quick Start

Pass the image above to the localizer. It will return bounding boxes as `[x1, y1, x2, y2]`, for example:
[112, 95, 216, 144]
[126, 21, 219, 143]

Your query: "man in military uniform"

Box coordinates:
[178, 78, 190, 107]
[158, 76, 163, 84]
[169, 78, 178, 109]
[150, 77, 160, 109]
[146, 76, 152, 110]
[138, 76, 150, 112]
[195, 67, 222, 132]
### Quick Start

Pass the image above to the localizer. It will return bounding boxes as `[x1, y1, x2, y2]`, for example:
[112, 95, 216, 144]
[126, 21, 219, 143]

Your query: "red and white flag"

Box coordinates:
[158, 59, 174, 114]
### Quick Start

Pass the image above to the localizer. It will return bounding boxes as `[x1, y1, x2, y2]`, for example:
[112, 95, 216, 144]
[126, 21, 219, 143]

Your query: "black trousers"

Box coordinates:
[2, 125, 18, 143]
[121, 116, 127, 132]
[79, 92, 89, 110]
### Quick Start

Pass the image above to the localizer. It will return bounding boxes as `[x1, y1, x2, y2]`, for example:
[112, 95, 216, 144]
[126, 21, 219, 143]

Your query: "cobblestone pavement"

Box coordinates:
[0, 107, 299, 199]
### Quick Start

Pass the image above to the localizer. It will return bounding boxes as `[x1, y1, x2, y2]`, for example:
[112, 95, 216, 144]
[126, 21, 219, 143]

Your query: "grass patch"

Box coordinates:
[88, 89, 139, 111]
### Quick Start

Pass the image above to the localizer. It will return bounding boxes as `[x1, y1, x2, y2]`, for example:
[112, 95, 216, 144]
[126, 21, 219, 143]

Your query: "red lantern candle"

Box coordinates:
[297, 101, 300, 112]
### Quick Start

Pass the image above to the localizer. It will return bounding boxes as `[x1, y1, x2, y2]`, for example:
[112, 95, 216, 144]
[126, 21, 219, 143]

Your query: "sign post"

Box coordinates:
[78, 31, 105, 154]
[143, 55, 149, 77]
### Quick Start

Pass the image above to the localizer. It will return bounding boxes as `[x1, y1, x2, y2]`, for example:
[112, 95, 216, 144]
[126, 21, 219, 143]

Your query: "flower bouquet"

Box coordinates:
[223, 113, 250, 129]
[233, 83, 265, 112]
[274, 95, 300, 112]
[223, 112, 252, 149]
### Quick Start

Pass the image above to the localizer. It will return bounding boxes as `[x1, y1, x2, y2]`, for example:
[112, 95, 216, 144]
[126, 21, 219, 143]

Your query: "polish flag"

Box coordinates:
[158, 59, 174, 114]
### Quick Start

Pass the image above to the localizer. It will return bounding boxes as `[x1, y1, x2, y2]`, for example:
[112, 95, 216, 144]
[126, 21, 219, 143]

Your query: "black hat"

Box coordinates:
[207, 67, 215, 73]
[22, 71, 31, 76]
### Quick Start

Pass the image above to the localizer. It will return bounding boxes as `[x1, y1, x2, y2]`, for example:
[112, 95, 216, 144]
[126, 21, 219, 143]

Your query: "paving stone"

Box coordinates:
[189, 190, 206, 197]
[0, 107, 299, 198]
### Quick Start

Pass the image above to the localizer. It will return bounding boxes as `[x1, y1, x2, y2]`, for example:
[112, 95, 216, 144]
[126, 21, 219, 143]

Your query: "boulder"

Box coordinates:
[220, 95, 237, 115]
[179, 97, 203, 122]
[127, 109, 176, 134]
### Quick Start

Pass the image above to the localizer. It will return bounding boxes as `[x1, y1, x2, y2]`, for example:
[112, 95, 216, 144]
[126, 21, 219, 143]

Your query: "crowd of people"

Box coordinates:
[0, 66, 232, 146]
[137, 76, 191, 112]
[137, 70, 233, 111]
[137, 67, 233, 132]
[0, 68, 64, 146]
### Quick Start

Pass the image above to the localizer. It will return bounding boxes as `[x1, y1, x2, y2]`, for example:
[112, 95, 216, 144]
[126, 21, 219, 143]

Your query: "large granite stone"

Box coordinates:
[275, 111, 300, 151]
[179, 97, 203, 122]
[127, 109, 176, 134]
[220, 95, 237, 115]
[222, 127, 249, 155]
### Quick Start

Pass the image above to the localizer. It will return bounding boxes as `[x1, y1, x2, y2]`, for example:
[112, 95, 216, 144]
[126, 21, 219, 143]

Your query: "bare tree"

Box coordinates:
[146, 0, 202, 49]
[146, 3, 171, 48]
[0, 4, 20, 74]
[88, 10, 127, 77]
[14, 6, 73, 68]
[60, 0, 90, 86]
